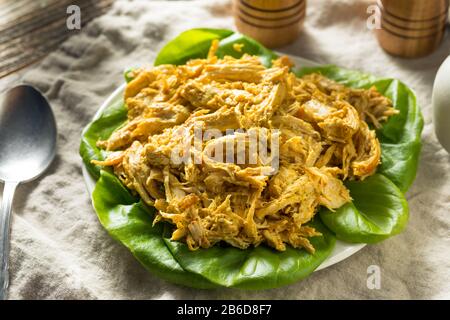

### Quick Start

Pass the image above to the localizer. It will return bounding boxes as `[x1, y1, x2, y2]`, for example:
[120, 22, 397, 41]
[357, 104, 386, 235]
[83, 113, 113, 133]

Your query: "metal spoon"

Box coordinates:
[0, 85, 57, 300]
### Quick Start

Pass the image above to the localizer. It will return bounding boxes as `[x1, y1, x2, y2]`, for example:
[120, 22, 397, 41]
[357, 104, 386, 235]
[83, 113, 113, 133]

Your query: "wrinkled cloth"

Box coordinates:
[4, 0, 449, 299]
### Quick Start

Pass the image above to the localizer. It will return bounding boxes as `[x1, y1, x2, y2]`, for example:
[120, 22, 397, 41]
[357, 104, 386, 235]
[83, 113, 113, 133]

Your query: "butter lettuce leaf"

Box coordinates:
[80, 100, 127, 180]
[320, 174, 409, 243]
[164, 218, 335, 289]
[80, 28, 423, 289]
[93, 170, 217, 289]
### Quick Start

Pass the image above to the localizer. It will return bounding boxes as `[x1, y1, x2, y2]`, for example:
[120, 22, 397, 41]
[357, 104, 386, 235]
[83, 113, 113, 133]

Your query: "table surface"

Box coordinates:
[0, 0, 114, 90]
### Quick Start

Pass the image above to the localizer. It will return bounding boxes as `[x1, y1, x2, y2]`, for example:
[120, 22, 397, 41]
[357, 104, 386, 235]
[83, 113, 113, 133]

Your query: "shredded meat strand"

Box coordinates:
[93, 41, 398, 253]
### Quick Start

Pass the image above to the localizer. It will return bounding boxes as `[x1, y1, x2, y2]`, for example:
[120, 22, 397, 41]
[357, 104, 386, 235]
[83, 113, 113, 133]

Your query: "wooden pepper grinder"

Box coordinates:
[375, 0, 449, 58]
[233, 0, 307, 48]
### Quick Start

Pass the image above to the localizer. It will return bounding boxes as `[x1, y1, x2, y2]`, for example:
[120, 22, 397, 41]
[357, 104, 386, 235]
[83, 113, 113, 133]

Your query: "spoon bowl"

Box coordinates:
[0, 85, 57, 300]
[0, 86, 57, 182]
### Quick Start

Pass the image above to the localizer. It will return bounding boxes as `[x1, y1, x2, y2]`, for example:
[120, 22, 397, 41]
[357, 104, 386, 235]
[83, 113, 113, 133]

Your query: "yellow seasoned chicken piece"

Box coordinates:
[94, 41, 397, 253]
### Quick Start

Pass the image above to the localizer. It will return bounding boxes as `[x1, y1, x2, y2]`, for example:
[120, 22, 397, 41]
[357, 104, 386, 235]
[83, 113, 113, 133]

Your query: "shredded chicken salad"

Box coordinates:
[93, 41, 398, 253]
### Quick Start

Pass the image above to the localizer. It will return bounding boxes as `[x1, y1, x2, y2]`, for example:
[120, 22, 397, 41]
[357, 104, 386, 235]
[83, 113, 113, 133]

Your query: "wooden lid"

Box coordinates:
[378, 0, 449, 21]
[379, 5, 449, 30]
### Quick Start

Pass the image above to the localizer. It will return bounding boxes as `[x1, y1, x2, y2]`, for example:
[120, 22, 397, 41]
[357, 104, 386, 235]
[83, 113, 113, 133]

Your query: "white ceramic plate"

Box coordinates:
[82, 55, 366, 272]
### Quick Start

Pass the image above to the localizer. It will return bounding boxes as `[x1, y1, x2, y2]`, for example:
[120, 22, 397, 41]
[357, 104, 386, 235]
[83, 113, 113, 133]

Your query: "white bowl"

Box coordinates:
[433, 55, 450, 153]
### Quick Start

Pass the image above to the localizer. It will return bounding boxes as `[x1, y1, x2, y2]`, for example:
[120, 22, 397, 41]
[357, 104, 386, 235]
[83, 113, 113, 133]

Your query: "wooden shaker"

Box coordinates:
[375, 0, 449, 58]
[232, 0, 307, 48]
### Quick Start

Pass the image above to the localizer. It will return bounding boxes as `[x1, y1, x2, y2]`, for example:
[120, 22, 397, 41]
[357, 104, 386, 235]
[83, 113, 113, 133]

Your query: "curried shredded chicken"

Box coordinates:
[93, 41, 398, 253]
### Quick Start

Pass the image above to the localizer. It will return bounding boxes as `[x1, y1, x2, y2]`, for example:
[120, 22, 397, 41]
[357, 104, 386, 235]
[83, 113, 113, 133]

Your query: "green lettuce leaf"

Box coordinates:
[295, 65, 377, 88]
[319, 174, 409, 243]
[155, 29, 277, 68]
[93, 170, 217, 289]
[93, 170, 334, 290]
[154, 28, 234, 66]
[164, 218, 335, 289]
[374, 79, 423, 192]
[215, 33, 278, 67]
[80, 100, 127, 180]
[79, 28, 423, 289]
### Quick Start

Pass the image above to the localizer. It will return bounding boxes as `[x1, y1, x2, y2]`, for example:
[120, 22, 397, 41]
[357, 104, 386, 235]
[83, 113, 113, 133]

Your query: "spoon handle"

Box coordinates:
[0, 182, 18, 300]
